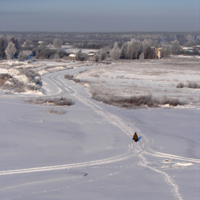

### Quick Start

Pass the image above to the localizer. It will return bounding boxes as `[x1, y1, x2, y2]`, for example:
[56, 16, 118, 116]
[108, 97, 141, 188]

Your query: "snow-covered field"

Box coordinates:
[76, 57, 200, 108]
[0, 57, 199, 200]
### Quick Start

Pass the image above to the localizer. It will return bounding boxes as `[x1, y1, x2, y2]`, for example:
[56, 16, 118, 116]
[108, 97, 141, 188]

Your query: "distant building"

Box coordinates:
[88, 52, 95, 57]
[38, 41, 44, 44]
[181, 47, 193, 52]
[69, 54, 76, 60]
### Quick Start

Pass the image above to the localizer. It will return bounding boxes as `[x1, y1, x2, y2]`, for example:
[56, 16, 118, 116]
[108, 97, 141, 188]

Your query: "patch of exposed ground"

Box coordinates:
[23, 97, 74, 106]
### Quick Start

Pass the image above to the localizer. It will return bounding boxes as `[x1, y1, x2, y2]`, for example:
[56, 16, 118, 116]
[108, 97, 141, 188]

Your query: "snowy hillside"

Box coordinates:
[0, 57, 199, 200]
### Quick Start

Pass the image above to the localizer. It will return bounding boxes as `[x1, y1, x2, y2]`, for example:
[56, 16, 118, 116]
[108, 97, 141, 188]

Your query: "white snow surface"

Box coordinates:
[76, 57, 200, 108]
[0, 58, 199, 200]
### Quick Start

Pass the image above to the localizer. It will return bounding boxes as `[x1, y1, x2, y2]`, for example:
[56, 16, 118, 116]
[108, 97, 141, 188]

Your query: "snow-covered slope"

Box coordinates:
[0, 60, 199, 200]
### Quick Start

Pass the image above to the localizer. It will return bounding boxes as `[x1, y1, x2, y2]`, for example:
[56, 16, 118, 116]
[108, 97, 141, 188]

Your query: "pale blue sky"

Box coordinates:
[0, 0, 199, 32]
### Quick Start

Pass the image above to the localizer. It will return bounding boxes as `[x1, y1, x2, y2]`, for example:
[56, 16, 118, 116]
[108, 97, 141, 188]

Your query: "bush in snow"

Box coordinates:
[176, 82, 200, 89]
[76, 50, 86, 61]
[64, 74, 74, 80]
[161, 96, 183, 107]
[23, 97, 74, 106]
[99, 49, 107, 61]
[48, 108, 65, 115]
[94, 55, 99, 62]
[91, 89, 184, 108]
[187, 82, 200, 89]
[18, 52, 28, 61]
[176, 82, 184, 88]
[58, 50, 69, 58]
[0, 74, 12, 85]
[33, 45, 57, 59]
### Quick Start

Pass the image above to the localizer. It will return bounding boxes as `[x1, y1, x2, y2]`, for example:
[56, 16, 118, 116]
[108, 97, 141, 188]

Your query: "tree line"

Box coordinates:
[0, 36, 68, 61]
[0, 34, 199, 61]
[1, 31, 200, 48]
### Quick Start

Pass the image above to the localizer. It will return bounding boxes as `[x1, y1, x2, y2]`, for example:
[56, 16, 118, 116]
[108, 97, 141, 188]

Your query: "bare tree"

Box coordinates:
[110, 42, 120, 60]
[53, 38, 62, 49]
[5, 42, 17, 59]
[0, 35, 7, 59]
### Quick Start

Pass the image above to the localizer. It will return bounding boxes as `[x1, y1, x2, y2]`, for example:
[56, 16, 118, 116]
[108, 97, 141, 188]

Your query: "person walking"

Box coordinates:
[133, 132, 138, 142]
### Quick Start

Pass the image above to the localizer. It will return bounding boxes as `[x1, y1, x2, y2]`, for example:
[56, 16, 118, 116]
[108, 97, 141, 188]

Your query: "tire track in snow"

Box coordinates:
[3, 68, 198, 200]
[59, 70, 200, 200]
[138, 154, 183, 200]
[69, 85, 194, 200]
[56, 69, 200, 165]
[145, 149, 200, 164]
[0, 150, 137, 176]
[3, 168, 128, 200]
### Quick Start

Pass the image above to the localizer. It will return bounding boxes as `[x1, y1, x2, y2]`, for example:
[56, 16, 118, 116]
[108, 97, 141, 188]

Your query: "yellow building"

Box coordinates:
[154, 47, 161, 59]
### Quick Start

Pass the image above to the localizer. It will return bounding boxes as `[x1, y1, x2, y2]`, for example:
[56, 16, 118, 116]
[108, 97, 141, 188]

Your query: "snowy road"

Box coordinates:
[0, 65, 199, 200]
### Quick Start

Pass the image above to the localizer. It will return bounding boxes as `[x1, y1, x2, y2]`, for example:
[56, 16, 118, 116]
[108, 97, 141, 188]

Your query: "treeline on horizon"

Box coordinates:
[0, 31, 200, 48]
[0, 31, 200, 61]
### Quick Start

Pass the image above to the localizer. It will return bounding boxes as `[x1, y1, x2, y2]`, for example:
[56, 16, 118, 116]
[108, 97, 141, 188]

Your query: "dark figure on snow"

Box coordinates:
[133, 132, 138, 142]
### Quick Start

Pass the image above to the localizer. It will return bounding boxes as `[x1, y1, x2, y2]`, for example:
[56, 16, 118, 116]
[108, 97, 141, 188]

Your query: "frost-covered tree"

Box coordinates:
[7, 36, 20, 56]
[161, 45, 170, 58]
[196, 35, 200, 41]
[5, 42, 17, 59]
[186, 34, 193, 42]
[120, 39, 142, 59]
[53, 38, 62, 49]
[186, 34, 196, 47]
[171, 40, 180, 54]
[120, 42, 129, 59]
[143, 46, 157, 59]
[110, 42, 120, 60]
[76, 50, 85, 61]
[99, 49, 107, 61]
[142, 39, 151, 51]
[24, 40, 32, 50]
[127, 39, 141, 59]
[142, 39, 154, 59]
[7, 36, 15, 44]
[0, 35, 7, 59]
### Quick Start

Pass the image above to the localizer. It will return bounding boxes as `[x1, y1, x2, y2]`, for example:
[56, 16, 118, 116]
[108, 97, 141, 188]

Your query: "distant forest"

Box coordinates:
[0, 31, 200, 49]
